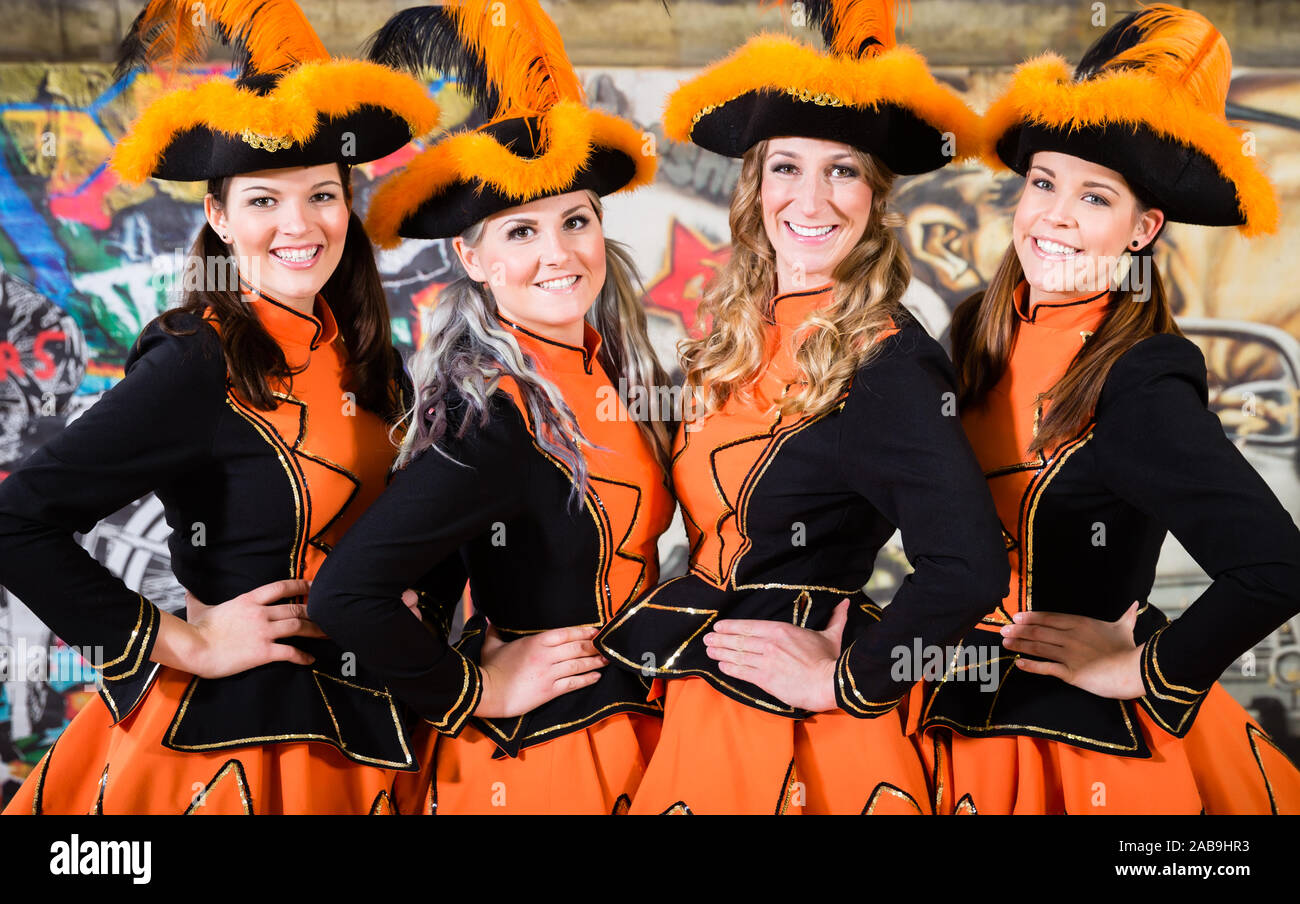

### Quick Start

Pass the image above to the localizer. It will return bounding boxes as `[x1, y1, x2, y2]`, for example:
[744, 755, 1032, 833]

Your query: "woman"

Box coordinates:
[592, 0, 1010, 814]
[0, 0, 439, 814]
[925, 4, 1300, 814]
[307, 0, 674, 815]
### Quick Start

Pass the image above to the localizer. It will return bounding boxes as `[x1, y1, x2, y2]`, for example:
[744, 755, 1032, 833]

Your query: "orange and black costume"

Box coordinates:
[0, 0, 439, 814]
[310, 320, 674, 813]
[591, 0, 1003, 815]
[307, 0, 669, 814]
[923, 285, 1300, 813]
[922, 5, 1300, 813]
[0, 291, 429, 814]
[597, 286, 1009, 814]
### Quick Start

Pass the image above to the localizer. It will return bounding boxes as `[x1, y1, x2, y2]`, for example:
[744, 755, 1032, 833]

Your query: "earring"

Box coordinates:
[1131, 239, 1140, 248]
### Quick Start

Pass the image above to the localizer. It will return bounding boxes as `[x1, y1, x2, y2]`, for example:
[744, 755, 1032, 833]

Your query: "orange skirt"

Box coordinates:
[2, 667, 435, 815]
[423, 713, 660, 814]
[629, 677, 931, 814]
[924, 683, 1300, 814]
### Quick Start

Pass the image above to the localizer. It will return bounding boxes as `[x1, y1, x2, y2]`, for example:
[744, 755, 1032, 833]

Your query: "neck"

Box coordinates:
[775, 263, 832, 297]
[500, 312, 586, 347]
[244, 280, 318, 317]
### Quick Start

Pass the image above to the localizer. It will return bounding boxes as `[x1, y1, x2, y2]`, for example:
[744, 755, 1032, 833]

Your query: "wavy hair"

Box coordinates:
[680, 139, 911, 419]
[398, 191, 673, 503]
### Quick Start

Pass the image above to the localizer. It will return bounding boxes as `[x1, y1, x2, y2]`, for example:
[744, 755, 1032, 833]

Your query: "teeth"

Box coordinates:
[273, 247, 319, 262]
[788, 222, 834, 237]
[538, 275, 578, 290]
[1035, 238, 1078, 256]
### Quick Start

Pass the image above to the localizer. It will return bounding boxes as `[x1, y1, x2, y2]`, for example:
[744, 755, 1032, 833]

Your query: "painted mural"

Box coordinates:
[2, 60, 1299, 804]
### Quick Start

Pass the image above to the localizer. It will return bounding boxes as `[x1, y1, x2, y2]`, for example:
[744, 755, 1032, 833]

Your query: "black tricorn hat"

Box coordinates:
[663, 0, 980, 173]
[364, 1, 655, 245]
[110, 0, 440, 184]
[984, 4, 1278, 235]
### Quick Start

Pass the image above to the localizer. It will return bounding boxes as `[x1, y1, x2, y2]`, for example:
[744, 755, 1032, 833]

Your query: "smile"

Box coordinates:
[1032, 237, 1080, 257]
[786, 221, 837, 239]
[536, 275, 580, 292]
[271, 245, 322, 266]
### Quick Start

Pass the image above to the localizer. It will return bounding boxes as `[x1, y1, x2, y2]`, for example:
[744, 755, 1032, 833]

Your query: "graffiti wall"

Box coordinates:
[2, 60, 1299, 805]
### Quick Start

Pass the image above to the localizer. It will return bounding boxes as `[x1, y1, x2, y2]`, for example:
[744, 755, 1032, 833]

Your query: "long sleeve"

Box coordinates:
[0, 314, 227, 682]
[1093, 333, 1300, 734]
[833, 326, 1010, 716]
[308, 394, 536, 734]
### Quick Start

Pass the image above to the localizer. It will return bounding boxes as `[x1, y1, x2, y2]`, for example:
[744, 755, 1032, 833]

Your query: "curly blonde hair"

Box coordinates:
[680, 139, 911, 419]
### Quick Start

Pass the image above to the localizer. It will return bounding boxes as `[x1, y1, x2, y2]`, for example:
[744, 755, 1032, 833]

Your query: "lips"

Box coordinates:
[535, 274, 580, 292]
[784, 221, 839, 243]
[1030, 236, 1080, 258]
[270, 245, 322, 268]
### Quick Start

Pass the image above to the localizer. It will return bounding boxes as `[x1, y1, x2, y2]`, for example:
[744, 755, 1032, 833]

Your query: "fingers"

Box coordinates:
[1001, 636, 1067, 661]
[265, 642, 315, 667]
[999, 624, 1066, 647]
[552, 655, 605, 678]
[265, 602, 308, 622]
[268, 617, 328, 640]
[552, 671, 602, 694]
[1117, 600, 1140, 629]
[1010, 610, 1084, 630]
[703, 631, 766, 657]
[716, 660, 758, 680]
[538, 625, 600, 647]
[242, 579, 311, 606]
[711, 618, 780, 638]
[401, 589, 419, 607]
[548, 638, 603, 662]
[1014, 657, 1069, 681]
[704, 641, 751, 666]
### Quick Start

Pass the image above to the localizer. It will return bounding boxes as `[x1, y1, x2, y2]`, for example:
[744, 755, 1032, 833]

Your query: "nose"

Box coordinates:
[1041, 192, 1076, 229]
[795, 171, 831, 218]
[538, 227, 573, 267]
[276, 198, 309, 236]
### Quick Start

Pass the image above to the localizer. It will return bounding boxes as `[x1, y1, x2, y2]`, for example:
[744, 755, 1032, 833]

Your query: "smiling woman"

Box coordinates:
[0, 0, 440, 815]
[306, 0, 676, 815]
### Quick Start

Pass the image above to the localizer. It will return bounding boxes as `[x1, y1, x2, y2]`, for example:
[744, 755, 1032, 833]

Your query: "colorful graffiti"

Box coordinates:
[3, 61, 1300, 805]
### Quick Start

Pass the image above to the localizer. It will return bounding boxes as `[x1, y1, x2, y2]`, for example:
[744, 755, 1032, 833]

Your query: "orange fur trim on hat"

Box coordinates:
[110, 59, 440, 183]
[663, 33, 981, 161]
[365, 101, 655, 248]
[982, 54, 1278, 235]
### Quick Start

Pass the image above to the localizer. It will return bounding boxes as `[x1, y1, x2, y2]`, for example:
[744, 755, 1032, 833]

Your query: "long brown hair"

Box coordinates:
[680, 139, 910, 420]
[951, 241, 1181, 453]
[156, 164, 401, 421]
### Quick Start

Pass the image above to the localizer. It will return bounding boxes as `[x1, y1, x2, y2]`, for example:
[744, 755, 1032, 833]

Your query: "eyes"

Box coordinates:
[505, 214, 591, 241]
[1029, 177, 1110, 207]
[769, 162, 860, 179]
[247, 191, 338, 208]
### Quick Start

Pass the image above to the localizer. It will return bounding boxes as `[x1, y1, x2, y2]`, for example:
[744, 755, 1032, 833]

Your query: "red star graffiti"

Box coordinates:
[643, 219, 730, 335]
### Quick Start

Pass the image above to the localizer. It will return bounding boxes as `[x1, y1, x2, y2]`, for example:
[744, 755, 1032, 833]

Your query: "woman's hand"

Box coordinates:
[703, 599, 850, 712]
[474, 624, 607, 718]
[1000, 601, 1145, 699]
[400, 589, 423, 622]
[170, 579, 326, 679]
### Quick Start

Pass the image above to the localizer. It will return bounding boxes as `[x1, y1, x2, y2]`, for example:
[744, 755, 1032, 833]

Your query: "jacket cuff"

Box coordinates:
[834, 639, 906, 718]
[98, 594, 161, 683]
[1136, 624, 1210, 736]
[420, 644, 482, 737]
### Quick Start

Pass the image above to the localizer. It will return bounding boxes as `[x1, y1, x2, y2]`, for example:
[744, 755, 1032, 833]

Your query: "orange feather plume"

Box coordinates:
[1103, 3, 1231, 113]
[445, 0, 584, 117]
[119, 0, 328, 78]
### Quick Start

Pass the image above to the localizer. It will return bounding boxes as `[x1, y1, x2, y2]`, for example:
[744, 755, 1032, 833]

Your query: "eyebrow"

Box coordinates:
[1029, 166, 1119, 194]
[239, 181, 342, 193]
[768, 149, 856, 163]
[499, 205, 591, 229]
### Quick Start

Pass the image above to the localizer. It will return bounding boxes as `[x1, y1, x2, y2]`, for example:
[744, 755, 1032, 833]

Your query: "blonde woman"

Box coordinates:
[595, 1, 1008, 813]
[307, 1, 675, 814]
